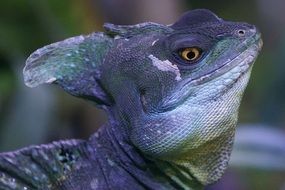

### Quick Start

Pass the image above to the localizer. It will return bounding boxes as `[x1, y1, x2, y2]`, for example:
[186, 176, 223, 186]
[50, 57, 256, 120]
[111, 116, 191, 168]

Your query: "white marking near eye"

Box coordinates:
[45, 77, 57, 84]
[114, 35, 121, 40]
[148, 54, 182, 81]
[151, 39, 159, 46]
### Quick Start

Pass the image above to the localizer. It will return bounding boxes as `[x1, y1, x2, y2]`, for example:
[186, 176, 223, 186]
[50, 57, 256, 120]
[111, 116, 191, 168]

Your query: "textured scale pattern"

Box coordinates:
[0, 9, 262, 190]
[0, 140, 85, 189]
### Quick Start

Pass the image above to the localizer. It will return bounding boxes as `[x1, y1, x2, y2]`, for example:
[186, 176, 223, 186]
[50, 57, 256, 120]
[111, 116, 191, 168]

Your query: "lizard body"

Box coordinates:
[0, 9, 262, 190]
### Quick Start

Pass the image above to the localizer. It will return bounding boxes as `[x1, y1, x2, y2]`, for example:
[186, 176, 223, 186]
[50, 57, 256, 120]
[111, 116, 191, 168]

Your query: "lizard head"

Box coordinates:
[24, 9, 262, 185]
[100, 9, 262, 184]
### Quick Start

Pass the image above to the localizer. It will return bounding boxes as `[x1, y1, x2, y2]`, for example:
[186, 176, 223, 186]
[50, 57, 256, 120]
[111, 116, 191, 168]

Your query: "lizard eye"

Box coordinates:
[179, 47, 202, 62]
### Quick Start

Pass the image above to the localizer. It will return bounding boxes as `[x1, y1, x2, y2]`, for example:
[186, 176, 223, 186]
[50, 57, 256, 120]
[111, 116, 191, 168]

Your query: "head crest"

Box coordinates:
[171, 9, 222, 29]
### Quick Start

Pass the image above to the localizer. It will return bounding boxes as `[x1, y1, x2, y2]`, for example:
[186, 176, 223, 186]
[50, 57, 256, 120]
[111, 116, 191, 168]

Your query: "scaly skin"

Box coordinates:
[0, 9, 262, 190]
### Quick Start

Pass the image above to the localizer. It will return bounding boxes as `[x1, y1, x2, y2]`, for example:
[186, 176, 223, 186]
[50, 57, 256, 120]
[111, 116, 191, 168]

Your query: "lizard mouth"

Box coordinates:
[184, 36, 262, 86]
[158, 37, 262, 113]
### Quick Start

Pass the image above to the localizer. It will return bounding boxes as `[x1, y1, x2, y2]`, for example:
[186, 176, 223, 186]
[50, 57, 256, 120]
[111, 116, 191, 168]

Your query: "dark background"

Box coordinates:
[0, 0, 285, 189]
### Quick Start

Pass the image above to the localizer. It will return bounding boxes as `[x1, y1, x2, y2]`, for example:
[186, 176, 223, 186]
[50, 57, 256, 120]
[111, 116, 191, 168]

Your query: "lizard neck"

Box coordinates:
[88, 116, 204, 190]
[95, 78, 241, 187]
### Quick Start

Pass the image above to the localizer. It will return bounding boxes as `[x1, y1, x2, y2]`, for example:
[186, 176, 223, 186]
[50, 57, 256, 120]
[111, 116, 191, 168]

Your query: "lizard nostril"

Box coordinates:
[237, 29, 246, 36]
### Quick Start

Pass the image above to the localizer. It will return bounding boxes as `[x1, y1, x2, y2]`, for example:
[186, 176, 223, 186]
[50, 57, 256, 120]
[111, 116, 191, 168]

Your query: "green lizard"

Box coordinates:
[0, 9, 262, 189]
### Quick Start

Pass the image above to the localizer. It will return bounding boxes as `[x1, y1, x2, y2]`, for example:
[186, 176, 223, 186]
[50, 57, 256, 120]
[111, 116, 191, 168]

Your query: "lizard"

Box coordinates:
[0, 9, 262, 190]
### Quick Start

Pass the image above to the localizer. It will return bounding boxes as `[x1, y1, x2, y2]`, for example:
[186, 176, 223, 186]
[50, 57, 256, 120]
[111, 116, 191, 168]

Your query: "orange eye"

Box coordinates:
[180, 47, 201, 61]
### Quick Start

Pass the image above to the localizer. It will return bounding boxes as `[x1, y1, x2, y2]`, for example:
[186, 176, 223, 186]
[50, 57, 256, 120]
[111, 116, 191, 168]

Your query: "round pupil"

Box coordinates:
[187, 51, 196, 60]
